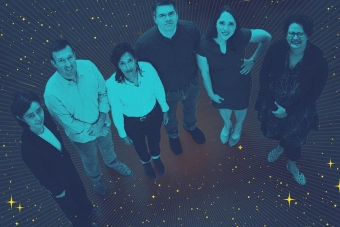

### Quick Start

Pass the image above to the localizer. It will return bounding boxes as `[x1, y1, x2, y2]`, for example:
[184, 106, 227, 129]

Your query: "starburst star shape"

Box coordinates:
[7, 195, 17, 209]
[17, 204, 24, 212]
[335, 180, 340, 193]
[238, 145, 243, 150]
[284, 191, 295, 207]
[327, 159, 335, 169]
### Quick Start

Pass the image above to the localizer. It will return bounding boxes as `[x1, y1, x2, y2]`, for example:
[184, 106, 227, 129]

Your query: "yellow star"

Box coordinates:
[7, 195, 17, 209]
[238, 145, 243, 150]
[327, 159, 335, 169]
[284, 191, 295, 207]
[15, 222, 19, 226]
[151, 195, 156, 199]
[335, 180, 340, 193]
[17, 203, 24, 212]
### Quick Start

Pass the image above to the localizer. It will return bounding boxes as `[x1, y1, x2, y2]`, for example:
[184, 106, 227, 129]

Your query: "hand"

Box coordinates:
[210, 94, 224, 104]
[121, 136, 133, 145]
[163, 112, 169, 125]
[99, 126, 109, 137]
[240, 59, 255, 75]
[56, 190, 65, 198]
[88, 122, 104, 136]
[272, 101, 287, 118]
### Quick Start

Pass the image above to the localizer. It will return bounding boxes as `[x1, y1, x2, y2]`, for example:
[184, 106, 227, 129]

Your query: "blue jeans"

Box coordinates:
[71, 129, 117, 182]
[165, 77, 200, 138]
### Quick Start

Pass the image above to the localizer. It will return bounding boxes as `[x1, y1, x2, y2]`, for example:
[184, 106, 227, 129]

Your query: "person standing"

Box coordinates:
[44, 39, 132, 195]
[107, 42, 169, 181]
[11, 91, 100, 227]
[134, 0, 205, 155]
[255, 14, 328, 185]
[196, 5, 272, 147]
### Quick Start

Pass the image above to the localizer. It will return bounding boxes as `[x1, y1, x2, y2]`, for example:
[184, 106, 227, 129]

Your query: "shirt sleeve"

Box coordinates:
[44, 94, 92, 134]
[106, 79, 127, 138]
[258, 44, 278, 110]
[196, 37, 207, 57]
[90, 62, 110, 113]
[285, 55, 328, 114]
[148, 63, 169, 112]
[21, 145, 64, 196]
[241, 28, 252, 45]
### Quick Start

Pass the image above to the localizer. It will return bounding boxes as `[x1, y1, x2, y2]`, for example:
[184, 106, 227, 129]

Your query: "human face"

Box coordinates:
[286, 23, 307, 50]
[216, 11, 236, 41]
[154, 5, 178, 33]
[118, 52, 137, 81]
[51, 45, 77, 80]
[22, 102, 44, 130]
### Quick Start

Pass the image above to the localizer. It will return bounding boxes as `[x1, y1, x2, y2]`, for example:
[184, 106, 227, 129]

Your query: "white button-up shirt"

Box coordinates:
[44, 59, 110, 143]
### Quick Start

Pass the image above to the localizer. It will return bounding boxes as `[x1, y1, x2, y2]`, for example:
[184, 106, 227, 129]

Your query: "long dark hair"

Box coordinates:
[11, 91, 42, 129]
[109, 42, 143, 83]
[205, 5, 242, 52]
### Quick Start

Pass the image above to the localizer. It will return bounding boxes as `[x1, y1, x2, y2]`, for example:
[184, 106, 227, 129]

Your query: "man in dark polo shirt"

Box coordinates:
[134, 0, 205, 155]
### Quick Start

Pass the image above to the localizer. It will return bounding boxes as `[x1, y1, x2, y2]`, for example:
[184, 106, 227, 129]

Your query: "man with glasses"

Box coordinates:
[134, 0, 206, 155]
[44, 39, 132, 195]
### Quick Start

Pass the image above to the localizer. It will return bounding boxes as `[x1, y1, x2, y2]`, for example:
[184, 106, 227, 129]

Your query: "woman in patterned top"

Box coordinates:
[255, 14, 328, 185]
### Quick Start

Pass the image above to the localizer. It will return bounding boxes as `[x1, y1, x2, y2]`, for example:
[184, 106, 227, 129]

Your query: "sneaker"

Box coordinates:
[152, 157, 166, 175]
[110, 161, 133, 176]
[91, 207, 101, 216]
[169, 137, 182, 155]
[142, 162, 157, 181]
[268, 145, 284, 162]
[185, 127, 206, 144]
[93, 178, 107, 196]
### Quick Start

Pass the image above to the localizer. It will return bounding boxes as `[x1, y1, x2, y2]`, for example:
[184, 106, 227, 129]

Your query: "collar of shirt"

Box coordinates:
[56, 71, 84, 88]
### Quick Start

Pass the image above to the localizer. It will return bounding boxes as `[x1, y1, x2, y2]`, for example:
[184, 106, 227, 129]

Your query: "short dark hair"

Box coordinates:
[109, 42, 142, 83]
[282, 14, 314, 37]
[11, 91, 42, 128]
[49, 39, 73, 61]
[205, 5, 242, 52]
[152, 0, 176, 16]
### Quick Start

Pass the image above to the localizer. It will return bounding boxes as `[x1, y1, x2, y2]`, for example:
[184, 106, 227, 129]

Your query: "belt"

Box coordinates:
[124, 104, 157, 122]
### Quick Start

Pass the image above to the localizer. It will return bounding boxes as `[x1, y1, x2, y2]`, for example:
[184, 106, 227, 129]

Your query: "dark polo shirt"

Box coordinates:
[134, 20, 200, 91]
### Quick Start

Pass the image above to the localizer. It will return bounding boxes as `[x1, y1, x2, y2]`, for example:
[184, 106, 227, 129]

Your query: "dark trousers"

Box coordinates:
[280, 141, 302, 161]
[124, 104, 163, 162]
[52, 162, 93, 227]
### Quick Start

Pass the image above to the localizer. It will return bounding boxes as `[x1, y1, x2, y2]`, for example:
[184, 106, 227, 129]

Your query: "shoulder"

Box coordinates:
[105, 73, 118, 88]
[136, 27, 158, 45]
[267, 39, 288, 54]
[308, 41, 325, 59]
[178, 20, 200, 36]
[77, 59, 97, 69]
[196, 36, 210, 55]
[20, 130, 36, 154]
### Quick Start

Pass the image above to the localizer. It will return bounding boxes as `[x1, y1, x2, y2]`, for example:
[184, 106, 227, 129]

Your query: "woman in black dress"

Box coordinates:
[255, 14, 328, 185]
[197, 5, 271, 146]
[11, 91, 99, 226]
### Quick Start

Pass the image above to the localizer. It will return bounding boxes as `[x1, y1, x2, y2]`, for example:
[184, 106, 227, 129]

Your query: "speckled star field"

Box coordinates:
[1, 0, 339, 226]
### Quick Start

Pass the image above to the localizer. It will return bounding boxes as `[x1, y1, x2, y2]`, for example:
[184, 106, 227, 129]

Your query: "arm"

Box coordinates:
[21, 146, 64, 197]
[241, 29, 272, 75]
[149, 64, 170, 125]
[44, 95, 92, 134]
[149, 64, 169, 113]
[87, 62, 110, 135]
[106, 82, 127, 139]
[196, 54, 224, 103]
[285, 57, 328, 114]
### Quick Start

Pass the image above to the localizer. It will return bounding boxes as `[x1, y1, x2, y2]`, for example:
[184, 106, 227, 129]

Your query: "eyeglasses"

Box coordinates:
[57, 54, 76, 65]
[157, 11, 176, 19]
[287, 32, 306, 38]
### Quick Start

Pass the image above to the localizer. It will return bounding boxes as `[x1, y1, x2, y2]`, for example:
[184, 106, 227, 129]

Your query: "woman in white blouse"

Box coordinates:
[106, 42, 169, 181]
